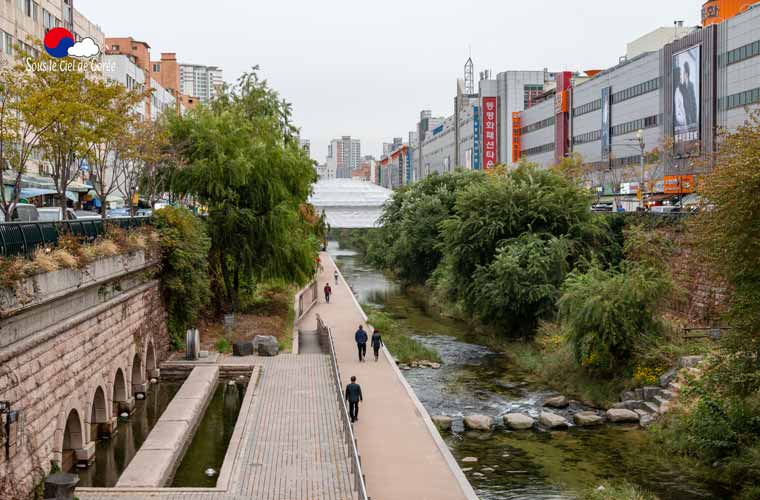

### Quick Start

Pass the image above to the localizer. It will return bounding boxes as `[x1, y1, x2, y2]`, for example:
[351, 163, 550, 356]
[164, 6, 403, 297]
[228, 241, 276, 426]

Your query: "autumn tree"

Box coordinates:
[0, 61, 58, 219]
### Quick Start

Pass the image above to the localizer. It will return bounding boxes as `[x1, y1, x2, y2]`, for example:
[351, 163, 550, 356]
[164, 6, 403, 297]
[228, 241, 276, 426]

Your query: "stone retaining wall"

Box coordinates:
[0, 253, 168, 500]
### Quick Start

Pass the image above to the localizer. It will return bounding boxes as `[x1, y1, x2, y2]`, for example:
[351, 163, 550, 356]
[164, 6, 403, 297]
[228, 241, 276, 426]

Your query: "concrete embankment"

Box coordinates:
[116, 365, 219, 487]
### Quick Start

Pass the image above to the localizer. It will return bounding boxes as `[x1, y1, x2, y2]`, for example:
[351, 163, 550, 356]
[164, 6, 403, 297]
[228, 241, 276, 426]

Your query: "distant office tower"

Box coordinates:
[327, 136, 361, 179]
[179, 63, 224, 102]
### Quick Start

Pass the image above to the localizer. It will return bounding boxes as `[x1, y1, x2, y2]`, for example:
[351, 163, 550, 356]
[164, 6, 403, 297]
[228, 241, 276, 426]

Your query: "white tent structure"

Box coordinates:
[309, 179, 392, 228]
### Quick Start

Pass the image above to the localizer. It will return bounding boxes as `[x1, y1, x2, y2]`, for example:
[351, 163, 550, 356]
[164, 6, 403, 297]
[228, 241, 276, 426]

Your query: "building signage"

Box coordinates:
[620, 182, 641, 195]
[482, 97, 498, 168]
[472, 106, 481, 170]
[601, 87, 611, 161]
[664, 175, 696, 194]
[512, 112, 521, 163]
[673, 46, 701, 145]
[405, 149, 411, 184]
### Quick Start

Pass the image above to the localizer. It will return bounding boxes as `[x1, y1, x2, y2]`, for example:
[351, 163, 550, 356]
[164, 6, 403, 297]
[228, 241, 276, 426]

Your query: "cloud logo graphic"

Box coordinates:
[44, 27, 75, 58]
[68, 37, 100, 58]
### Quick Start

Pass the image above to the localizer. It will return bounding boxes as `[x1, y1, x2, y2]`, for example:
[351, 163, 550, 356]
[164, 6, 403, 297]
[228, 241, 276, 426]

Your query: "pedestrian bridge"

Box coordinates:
[309, 179, 392, 228]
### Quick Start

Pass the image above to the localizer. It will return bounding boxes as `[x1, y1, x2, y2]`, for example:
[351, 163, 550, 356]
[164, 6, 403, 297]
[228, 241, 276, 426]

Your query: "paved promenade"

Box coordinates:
[297, 252, 476, 500]
[78, 355, 356, 500]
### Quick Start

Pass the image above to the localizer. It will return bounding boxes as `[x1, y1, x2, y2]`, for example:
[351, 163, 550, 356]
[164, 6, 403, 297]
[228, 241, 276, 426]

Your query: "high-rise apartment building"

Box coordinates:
[179, 63, 224, 103]
[327, 136, 361, 179]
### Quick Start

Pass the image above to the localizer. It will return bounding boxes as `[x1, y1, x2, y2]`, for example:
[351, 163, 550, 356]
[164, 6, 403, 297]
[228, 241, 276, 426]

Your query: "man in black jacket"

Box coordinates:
[345, 376, 363, 423]
[354, 325, 368, 362]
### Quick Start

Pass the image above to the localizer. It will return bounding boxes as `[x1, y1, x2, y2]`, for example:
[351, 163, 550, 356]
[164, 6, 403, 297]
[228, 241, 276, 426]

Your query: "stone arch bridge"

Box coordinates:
[0, 250, 168, 497]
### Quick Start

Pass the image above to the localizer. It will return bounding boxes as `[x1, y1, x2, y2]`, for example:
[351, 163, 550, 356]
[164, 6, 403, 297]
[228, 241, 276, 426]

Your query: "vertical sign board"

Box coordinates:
[482, 97, 498, 169]
[673, 45, 701, 157]
[472, 106, 481, 170]
[512, 112, 521, 163]
[601, 87, 611, 161]
[397, 153, 404, 187]
[405, 148, 411, 185]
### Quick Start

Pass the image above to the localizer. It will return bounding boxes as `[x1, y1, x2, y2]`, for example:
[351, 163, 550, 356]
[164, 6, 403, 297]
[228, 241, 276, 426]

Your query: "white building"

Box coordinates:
[179, 63, 223, 102]
[103, 54, 147, 119]
[626, 25, 698, 59]
[150, 77, 176, 120]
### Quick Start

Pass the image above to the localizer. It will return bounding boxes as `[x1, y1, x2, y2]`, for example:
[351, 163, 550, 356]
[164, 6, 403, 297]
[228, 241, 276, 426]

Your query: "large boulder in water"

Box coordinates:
[543, 395, 569, 408]
[463, 415, 494, 431]
[573, 411, 604, 427]
[254, 335, 280, 357]
[504, 413, 535, 430]
[539, 411, 569, 430]
[606, 408, 639, 423]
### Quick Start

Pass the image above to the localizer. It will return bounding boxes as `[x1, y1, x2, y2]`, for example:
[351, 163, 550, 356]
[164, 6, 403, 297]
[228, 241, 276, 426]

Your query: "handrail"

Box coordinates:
[316, 314, 370, 500]
[0, 217, 150, 257]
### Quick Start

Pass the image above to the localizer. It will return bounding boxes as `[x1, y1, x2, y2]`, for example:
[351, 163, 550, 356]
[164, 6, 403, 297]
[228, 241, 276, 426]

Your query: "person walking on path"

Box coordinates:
[345, 376, 363, 423]
[371, 329, 383, 362]
[324, 283, 332, 303]
[334, 270, 339, 285]
[355, 325, 368, 362]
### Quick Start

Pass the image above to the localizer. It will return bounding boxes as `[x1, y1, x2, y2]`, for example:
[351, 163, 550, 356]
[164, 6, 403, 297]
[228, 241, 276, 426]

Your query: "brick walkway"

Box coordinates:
[78, 354, 355, 500]
[297, 253, 476, 500]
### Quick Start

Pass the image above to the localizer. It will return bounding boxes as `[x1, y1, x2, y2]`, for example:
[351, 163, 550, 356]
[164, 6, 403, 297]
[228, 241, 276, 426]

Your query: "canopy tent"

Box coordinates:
[19, 188, 78, 202]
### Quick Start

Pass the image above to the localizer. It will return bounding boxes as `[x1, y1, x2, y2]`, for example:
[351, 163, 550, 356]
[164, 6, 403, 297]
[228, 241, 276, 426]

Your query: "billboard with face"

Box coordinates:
[673, 46, 701, 144]
[601, 87, 611, 161]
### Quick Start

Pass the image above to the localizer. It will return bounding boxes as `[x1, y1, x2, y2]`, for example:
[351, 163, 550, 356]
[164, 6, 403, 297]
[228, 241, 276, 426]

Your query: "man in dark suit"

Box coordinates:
[345, 376, 363, 423]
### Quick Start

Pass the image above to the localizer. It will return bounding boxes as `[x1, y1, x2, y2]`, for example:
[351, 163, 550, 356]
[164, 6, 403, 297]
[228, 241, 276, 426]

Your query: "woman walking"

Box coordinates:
[371, 329, 383, 362]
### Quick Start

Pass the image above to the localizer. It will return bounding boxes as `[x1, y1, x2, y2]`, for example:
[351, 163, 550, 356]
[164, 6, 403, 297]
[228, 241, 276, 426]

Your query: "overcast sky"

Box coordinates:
[78, 0, 700, 161]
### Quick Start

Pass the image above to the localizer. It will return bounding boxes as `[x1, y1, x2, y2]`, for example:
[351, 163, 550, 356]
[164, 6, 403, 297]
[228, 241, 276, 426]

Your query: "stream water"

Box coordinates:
[76, 381, 181, 487]
[329, 241, 726, 500]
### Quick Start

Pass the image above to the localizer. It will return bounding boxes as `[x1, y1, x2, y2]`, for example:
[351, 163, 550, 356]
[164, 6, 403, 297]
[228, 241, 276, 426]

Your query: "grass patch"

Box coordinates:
[365, 306, 441, 364]
[215, 338, 231, 354]
[579, 481, 659, 500]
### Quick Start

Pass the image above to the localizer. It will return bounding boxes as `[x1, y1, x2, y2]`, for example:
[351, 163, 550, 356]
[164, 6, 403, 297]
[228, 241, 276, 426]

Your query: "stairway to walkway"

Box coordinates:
[78, 354, 357, 500]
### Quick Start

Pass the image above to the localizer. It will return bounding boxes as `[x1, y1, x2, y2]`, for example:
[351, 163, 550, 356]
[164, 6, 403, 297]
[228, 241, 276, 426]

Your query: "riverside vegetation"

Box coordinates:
[333, 110, 760, 499]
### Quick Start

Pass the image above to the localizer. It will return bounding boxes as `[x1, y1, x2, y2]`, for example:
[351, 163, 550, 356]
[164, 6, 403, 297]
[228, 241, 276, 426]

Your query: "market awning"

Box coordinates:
[20, 188, 78, 202]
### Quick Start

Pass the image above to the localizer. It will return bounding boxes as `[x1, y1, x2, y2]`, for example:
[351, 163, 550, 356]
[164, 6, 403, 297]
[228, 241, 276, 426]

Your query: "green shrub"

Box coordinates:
[559, 263, 671, 375]
[153, 207, 211, 350]
[215, 338, 231, 354]
[465, 234, 570, 335]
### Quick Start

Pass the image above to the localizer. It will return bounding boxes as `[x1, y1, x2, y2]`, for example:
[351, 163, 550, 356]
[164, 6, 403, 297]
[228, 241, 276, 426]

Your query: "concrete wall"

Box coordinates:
[0, 253, 168, 499]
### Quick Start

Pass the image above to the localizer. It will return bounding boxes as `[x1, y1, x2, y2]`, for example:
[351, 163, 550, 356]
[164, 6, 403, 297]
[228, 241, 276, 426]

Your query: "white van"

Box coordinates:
[0, 203, 40, 222]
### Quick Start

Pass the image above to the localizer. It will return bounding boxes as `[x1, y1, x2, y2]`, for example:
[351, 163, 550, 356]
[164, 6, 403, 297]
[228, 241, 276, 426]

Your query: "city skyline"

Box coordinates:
[76, 0, 700, 162]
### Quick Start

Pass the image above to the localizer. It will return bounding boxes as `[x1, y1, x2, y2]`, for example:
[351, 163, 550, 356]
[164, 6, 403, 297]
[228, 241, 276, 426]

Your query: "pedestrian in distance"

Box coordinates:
[355, 325, 368, 362]
[371, 329, 383, 362]
[334, 269, 339, 285]
[345, 376, 363, 423]
[324, 283, 332, 303]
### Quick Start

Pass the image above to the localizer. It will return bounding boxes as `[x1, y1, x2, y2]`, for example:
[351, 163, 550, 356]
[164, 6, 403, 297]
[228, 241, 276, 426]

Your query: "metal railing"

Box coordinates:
[316, 314, 370, 500]
[297, 281, 319, 319]
[0, 217, 150, 257]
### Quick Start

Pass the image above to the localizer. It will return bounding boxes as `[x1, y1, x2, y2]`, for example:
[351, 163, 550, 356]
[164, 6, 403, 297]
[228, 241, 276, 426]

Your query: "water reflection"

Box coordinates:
[171, 381, 246, 487]
[76, 381, 181, 487]
[330, 239, 725, 500]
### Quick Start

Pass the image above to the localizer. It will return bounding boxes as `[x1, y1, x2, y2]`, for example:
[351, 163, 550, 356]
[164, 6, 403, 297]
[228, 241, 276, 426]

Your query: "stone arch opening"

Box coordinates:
[62, 409, 83, 472]
[131, 353, 145, 397]
[89, 386, 108, 440]
[146, 341, 157, 379]
[113, 368, 127, 402]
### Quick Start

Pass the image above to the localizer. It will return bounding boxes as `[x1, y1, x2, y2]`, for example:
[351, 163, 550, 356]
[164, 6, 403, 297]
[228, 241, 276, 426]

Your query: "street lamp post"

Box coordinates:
[636, 129, 645, 203]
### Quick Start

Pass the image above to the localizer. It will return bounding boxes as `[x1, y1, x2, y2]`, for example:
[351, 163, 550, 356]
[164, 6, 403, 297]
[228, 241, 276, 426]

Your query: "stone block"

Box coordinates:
[75, 442, 95, 464]
[504, 413, 535, 430]
[140, 420, 189, 451]
[573, 411, 604, 427]
[116, 449, 175, 487]
[543, 395, 569, 408]
[233, 341, 254, 357]
[463, 415, 494, 431]
[254, 335, 280, 357]
[605, 409, 639, 423]
[44, 472, 79, 500]
[680, 356, 703, 368]
[642, 386, 661, 402]
[118, 398, 135, 415]
[659, 368, 678, 387]
[432, 416, 452, 431]
[539, 411, 569, 430]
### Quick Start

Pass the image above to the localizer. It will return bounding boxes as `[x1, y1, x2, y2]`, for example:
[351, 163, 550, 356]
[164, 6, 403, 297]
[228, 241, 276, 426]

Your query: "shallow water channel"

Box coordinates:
[76, 381, 181, 487]
[329, 241, 725, 500]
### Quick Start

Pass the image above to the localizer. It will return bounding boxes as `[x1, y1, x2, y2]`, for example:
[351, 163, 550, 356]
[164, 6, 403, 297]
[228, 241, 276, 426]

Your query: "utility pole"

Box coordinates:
[636, 129, 645, 205]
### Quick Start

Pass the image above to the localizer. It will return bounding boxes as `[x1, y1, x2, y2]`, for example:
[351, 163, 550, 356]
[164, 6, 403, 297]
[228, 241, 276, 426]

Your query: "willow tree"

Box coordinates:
[168, 68, 318, 312]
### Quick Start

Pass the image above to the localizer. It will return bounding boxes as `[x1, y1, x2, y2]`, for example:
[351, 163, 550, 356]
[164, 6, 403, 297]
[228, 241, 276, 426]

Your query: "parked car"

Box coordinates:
[37, 208, 102, 221]
[0, 203, 40, 222]
[650, 205, 681, 213]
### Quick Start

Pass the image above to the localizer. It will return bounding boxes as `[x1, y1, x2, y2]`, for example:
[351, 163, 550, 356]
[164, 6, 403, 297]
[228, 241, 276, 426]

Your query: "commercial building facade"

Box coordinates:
[515, 3, 760, 201]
